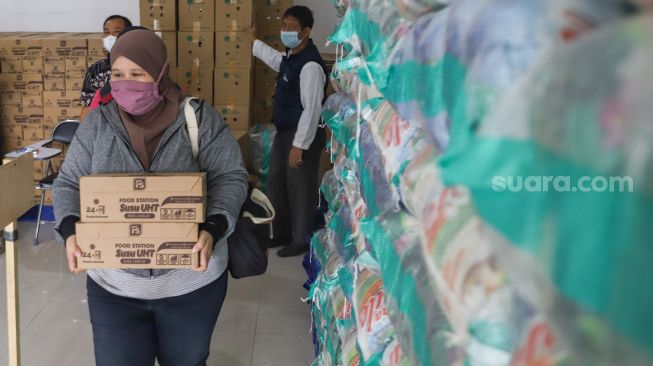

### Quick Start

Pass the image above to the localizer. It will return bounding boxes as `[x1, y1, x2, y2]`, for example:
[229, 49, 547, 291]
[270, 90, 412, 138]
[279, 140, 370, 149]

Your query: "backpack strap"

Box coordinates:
[184, 97, 200, 159]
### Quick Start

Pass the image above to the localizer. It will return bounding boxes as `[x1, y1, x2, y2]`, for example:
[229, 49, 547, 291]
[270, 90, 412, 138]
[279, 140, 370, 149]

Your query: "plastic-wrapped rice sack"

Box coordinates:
[395, 0, 448, 20]
[332, 285, 358, 351]
[443, 0, 629, 160]
[323, 93, 358, 152]
[320, 170, 343, 212]
[352, 252, 396, 363]
[311, 269, 343, 366]
[360, 213, 449, 365]
[330, 55, 363, 97]
[342, 0, 412, 60]
[323, 93, 357, 127]
[398, 137, 446, 219]
[380, 337, 411, 366]
[332, 0, 350, 17]
[248, 124, 276, 191]
[379, 9, 451, 150]
[341, 327, 362, 366]
[440, 15, 653, 363]
[311, 229, 331, 269]
[356, 120, 401, 216]
[328, 203, 358, 263]
[362, 100, 431, 198]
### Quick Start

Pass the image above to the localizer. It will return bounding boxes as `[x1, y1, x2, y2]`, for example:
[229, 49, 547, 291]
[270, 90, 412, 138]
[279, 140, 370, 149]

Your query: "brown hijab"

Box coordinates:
[110, 29, 184, 169]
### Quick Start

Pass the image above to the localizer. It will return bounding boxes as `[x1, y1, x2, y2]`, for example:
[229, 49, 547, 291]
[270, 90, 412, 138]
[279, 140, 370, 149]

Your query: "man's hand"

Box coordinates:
[65, 235, 85, 274]
[193, 230, 214, 272]
[245, 25, 257, 43]
[289, 146, 304, 169]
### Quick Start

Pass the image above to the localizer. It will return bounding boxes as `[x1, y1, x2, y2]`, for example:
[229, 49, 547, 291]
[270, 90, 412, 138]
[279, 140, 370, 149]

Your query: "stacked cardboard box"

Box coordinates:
[75, 173, 205, 269]
[141, 0, 254, 141]
[252, 0, 292, 126]
[0, 32, 106, 203]
[214, 0, 254, 139]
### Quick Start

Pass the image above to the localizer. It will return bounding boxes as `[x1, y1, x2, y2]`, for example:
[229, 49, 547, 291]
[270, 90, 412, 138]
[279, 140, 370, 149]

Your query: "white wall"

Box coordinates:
[0, 0, 340, 52]
[0, 0, 140, 33]
[293, 0, 340, 53]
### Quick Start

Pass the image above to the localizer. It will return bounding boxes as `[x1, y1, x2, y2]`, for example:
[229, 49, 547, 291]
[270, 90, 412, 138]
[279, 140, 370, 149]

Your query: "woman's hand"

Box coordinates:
[192, 230, 214, 272]
[65, 235, 85, 274]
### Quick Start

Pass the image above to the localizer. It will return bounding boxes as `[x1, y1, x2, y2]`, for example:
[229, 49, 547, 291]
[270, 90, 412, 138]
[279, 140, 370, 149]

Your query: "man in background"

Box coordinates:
[79, 15, 132, 121]
[250, 6, 328, 257]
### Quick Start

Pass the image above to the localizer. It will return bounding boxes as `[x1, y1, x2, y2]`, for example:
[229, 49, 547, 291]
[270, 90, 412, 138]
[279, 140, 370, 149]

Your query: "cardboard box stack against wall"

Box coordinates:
[75, 173, 206, 269]
[141, 0, 254, 143]
[253, 0, 292, 127]
[0, 32, 110, 205]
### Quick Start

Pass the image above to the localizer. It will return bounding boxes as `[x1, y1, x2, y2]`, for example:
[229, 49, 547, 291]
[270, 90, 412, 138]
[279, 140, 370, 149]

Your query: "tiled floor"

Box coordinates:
[0, 222, 316, 366]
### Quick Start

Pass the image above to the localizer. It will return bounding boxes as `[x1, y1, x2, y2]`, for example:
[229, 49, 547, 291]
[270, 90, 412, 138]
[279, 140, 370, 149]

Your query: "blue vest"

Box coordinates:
[273, 40, 327, 131]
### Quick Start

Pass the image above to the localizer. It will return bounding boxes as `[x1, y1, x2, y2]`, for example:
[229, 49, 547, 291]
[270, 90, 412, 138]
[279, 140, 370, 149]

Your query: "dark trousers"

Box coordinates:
[267, 128, 325, 247]
[86, 271, 228, 366]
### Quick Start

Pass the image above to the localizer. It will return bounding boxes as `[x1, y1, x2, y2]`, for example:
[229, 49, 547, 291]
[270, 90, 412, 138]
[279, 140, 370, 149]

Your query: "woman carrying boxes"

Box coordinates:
[53, 29, 248, 366]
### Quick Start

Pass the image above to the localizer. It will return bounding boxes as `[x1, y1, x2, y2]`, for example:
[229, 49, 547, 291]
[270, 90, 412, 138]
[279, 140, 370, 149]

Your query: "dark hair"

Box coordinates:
[117, 26, 150, 38]
[283, 6, 314, 29]
[103, 15, 133, 28]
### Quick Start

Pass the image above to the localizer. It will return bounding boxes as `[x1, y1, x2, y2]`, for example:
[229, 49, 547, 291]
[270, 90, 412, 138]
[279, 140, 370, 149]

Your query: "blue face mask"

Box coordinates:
[280, 31, 303, 49]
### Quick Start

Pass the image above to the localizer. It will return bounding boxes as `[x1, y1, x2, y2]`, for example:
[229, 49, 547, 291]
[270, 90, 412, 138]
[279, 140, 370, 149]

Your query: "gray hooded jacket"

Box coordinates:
[53, 99, 248, 299]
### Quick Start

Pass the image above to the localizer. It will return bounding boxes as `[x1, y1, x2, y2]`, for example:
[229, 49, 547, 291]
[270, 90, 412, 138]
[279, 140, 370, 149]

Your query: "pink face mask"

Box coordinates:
[111, 63, 168, 115]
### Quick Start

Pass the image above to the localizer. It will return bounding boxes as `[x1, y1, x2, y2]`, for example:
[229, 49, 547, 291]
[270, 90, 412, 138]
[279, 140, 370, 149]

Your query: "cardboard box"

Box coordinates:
[87, 56, 106, 67]
[43, 73, 65, 91]
[44, 56, 66, 74]
[177, 32, 214, 68]
[65, 73, 85, 91]
[44, 90, 81, 109]
[231, 129, 248, 142]
[43, 107, 81, 127]
[214, 68, 251, 105]
[254, 64, 277, 97]
[0, 91, 22, 107]
[178, 0, 215, 32]
[86, 35, 105, 58]
[216, 104, 250, 130]
[215, 32, 252, 68]
[22, 124, 44, 142]
[44, 190, 53, 205]
[23, 56, 45, 74]
[79, 173, 206, 223]
[66, 56, 88, 75]
[178, 67, 213, 102]
[0, 136, 23, 153]
[140, 0, 177, 31]
[169, 66, 178, 83]
[0, 73, 43, 91]
[1, 106, 43, 125]
[0, 37, 42, 57]
[259, 33, 284, 52]
[22, 91, 44, 109]
[0, 124, 23, 138]
[255, 0, 293, 33]
[154, 31, 177, 67]
[216, 0, 253, 31]
[253, 96, 275, 124]
[1, 56, 23, 73]
[42, 37, 87, 57]
[33, 160, 44, 181]
[75, 222, 199, 269]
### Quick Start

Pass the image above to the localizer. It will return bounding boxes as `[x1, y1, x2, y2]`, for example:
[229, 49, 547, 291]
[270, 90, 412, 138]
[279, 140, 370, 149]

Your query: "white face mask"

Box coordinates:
[103, 35, 117, 53]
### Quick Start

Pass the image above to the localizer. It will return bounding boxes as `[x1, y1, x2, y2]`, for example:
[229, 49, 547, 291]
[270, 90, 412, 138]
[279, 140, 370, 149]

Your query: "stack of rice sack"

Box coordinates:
[310, 0, 653, 364]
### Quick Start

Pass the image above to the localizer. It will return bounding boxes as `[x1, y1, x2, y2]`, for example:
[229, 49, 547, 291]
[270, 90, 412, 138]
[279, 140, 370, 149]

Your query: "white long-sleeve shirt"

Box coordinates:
[253, 40, 326, 150]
